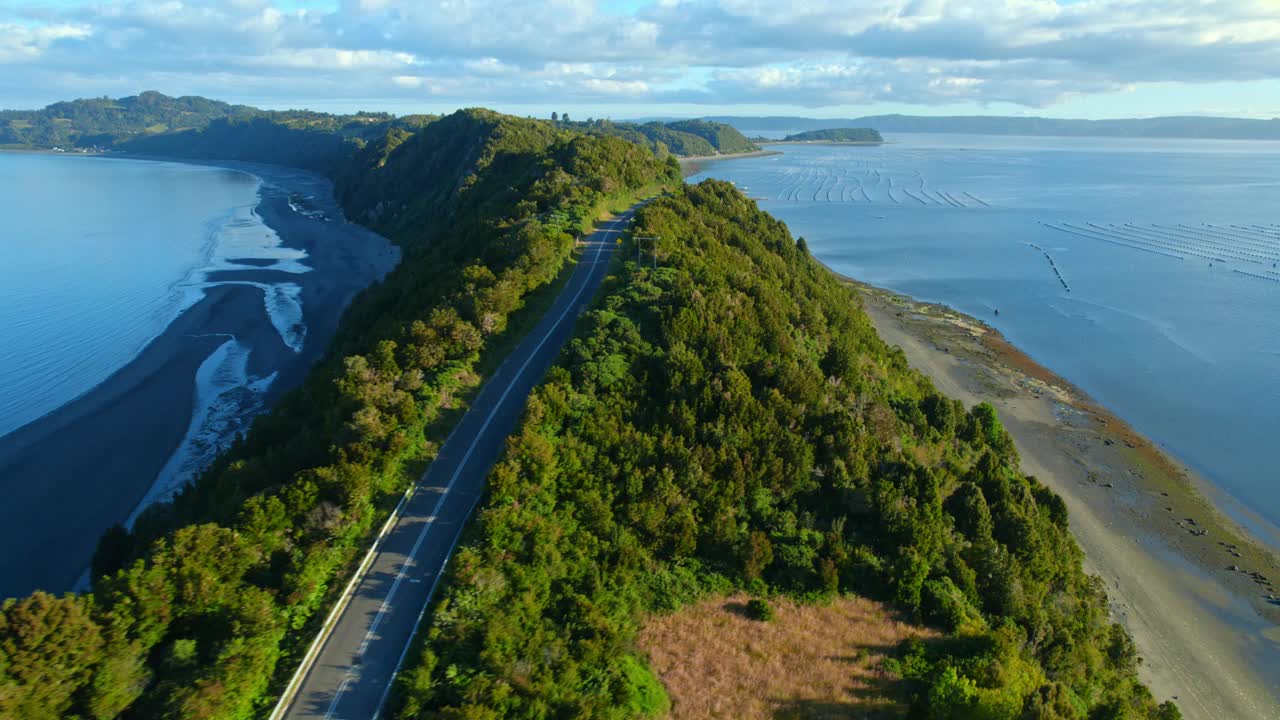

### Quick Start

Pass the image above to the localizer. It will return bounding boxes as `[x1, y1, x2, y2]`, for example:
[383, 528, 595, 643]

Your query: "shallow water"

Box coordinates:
[690, 134, 1280, 534]
[0, 153, 306, 438]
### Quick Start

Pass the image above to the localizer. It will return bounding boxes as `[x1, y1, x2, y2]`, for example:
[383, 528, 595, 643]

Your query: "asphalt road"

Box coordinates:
[277, 207, 636, 720]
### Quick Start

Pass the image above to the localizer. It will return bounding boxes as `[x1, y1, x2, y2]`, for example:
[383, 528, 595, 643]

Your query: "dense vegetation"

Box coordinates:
[663, 119, 758, 154]
[0, 91, 252, 147]
[119, 113, 432, 174]
[550, 117, 758, 157]
[782, 127, 884, 143]
[391, 180, 1178, 719]
[0, 92, 758, 162]
[0, 109, 678, 720]
[0, 90, 420, 154]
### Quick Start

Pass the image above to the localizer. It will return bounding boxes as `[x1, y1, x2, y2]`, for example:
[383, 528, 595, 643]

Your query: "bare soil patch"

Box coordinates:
[637, 594, 936, 719]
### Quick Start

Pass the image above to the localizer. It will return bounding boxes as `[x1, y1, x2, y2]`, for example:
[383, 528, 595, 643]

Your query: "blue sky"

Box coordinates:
[3, 0, 1279, 119]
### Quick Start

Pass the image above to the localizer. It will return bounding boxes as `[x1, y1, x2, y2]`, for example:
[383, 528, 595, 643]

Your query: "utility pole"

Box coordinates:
[634, 236, 660, 269]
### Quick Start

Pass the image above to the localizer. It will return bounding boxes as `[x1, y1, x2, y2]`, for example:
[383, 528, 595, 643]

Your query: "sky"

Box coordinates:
[2, 0, 1280, 120]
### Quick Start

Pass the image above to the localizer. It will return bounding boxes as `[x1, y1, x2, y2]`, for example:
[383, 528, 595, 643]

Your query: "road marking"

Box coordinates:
[321, 213, 627, 720]
[371, 215, 624, 719]
[325, 676, 353, 720]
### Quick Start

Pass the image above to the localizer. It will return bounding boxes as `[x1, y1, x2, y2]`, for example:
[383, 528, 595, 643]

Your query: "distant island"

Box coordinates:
[703, 113, 1280, 141]
[772, 127, 884, 144]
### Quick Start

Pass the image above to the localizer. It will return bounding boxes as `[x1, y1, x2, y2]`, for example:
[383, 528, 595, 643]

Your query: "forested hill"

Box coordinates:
[0, 92, 757, 160]
[0, 91, 251, 147]
[0, 110, 679, 720]
[780, 127, 884, 143]
[554, 116, 758, 157]
[0, 90, 422, 152]
[390, 180, 1179, 719]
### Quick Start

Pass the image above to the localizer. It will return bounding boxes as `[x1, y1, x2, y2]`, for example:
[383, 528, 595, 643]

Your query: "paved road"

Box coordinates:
[277, 207, 636, 720]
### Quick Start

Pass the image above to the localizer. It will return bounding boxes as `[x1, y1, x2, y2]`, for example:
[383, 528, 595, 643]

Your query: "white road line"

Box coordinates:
[325, 676, 353, 719]
[271, 468, 422, 720]
[323, 214, 625, 720]
[372, 491, 484, 720]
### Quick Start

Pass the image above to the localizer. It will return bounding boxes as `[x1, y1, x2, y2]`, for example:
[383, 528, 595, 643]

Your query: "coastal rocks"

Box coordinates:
[1175, 516, 1208, 536]
[1226, 565, 1275, 593]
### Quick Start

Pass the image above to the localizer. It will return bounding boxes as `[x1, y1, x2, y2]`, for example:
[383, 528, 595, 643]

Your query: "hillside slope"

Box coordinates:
[0, 91, 416, 154]
[0, 91, 254, 147]
[391, 180, 1179, 719]
[560, 118, 759, 157]
[0, 111, 678, 720]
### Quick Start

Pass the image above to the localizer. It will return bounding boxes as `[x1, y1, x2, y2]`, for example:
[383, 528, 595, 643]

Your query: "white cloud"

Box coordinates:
[0, 22, 92, 62]
[249, 48, 417, 70]
[2, 0, 1279, 110]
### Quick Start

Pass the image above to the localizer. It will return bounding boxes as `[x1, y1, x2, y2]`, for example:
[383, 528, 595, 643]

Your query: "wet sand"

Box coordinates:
[0, 160, 398, 600]
[853, 281, 1280, 719]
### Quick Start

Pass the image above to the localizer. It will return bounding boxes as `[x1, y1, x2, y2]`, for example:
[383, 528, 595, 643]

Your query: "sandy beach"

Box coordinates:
[853, 281, 1280, 719]
[0, 160, 398, 600]
[679, 150, 782, 177]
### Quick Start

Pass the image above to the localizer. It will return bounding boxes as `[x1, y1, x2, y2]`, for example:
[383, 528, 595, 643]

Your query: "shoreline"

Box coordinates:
[0, 157, 399, 600]
[758, 140, 885, 146]
[679, 149, 782, 177]
[845, 275, 1280, 719]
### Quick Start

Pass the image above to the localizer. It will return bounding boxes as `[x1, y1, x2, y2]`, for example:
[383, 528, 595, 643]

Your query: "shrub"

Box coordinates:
[745, 598, 775, 623]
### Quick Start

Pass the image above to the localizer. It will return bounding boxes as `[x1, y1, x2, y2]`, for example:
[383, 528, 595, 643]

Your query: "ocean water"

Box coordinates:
[689, 135, 1280, 534]
[0, 152, 307, 439]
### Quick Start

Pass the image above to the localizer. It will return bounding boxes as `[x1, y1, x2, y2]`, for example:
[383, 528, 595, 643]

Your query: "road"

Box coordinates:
[276, 206, 636, 720]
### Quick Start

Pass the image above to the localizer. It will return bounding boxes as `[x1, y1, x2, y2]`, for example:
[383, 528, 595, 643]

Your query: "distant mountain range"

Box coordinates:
[702, 114, 1280, 141]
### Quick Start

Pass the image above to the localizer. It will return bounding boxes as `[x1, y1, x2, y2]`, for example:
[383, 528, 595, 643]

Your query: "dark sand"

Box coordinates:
[0, 160, 398, 599]
[226, 257, 279, 267]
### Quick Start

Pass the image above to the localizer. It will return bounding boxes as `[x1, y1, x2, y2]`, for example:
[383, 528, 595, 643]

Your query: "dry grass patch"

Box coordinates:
[637, 594, 937, 720]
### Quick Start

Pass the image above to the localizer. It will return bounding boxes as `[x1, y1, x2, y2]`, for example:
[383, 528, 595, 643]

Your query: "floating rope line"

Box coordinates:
[1027, 242, 1071, 291]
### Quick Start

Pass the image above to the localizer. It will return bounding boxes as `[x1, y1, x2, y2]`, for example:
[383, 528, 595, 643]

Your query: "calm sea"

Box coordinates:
[689, 134, 1280, 535]
[0, 153, 304, 439]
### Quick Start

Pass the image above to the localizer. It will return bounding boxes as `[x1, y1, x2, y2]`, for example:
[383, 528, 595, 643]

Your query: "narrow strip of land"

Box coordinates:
[277, 206, 636, 720]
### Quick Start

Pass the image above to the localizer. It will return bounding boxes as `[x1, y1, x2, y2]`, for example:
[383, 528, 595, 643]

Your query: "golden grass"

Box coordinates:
[637, 594, 937, 720]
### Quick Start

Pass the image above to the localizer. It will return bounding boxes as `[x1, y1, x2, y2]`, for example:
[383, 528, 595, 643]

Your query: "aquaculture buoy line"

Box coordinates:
[1078, 222, 1224, 261]
[1040, 222, 1186, 260]
[1043, 219, 1280, 288]
[754, 162, 991, 208]
[1086, 222, 1280, 265]
[901, 187, 929, 205]
[1234, 269, 1280, 283]
[1157, 224, 1280, 259]
[1026, 243, 1071, 291]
